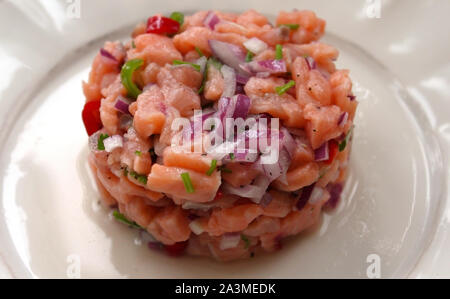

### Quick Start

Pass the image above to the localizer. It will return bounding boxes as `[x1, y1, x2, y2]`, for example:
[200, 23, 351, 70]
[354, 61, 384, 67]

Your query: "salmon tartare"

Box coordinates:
[82, 9, 357, 261]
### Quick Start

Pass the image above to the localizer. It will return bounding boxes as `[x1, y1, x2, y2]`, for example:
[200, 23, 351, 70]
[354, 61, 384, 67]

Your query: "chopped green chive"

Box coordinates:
[339, 127, 354, 152]
[275, 80, 295, 95]
[208, 57, 222, 70]
[123, 167, 129, 177]
[206, 159, 218, 176]
[170, 12, 184, 26]
[241, 234, 250, 249]
[181, 172, 195, 193]
[131, 40, 136, 49]
[129, 171, 148, 185]
[121, 58, 144, 98]
[195, 46, 205, 57]
[275, 44, 283, 60]
[229, 153, 235, 160]
[245, 51, 254, 62]
[279, 23, 300, 30]
[97, 133, 109, 150]
[113, 210, 142, 229]
[173, 60, 201, 72]
[135, 150, 142, 156]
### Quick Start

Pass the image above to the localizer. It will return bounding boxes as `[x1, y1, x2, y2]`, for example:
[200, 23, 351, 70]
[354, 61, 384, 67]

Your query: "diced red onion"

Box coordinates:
[242, 59, 287, 74]
[203, 11, 221, 30]
[140, 231, 162, 250]
[235, 84, 245, 95]
[309, 186, 325, 205]
[232, 94, 251, 119]
[103, 135, 123, 152]
[223, 176, 270, 202]
[100, 48, 117, 63]
[296, 183, 315, 210]
[208, 40, 249, 75]
[219, 233, 241, 250]
[243, 37, 268, 55]
[305, 56, 317, 70]
[189, 219, 205, 235]
[114, 95, 131, 114]
[314, 142, 329, 161]
[256, 72, 271, 78]
[221, 65, 236, 98]
[119, 114, 133, 130]
[324, 183, 343, 210]
[338, 112, 349, 127]
[347, 94, 356, 101]
[195, 56, 208, 74]
[236, 74, 250, 85]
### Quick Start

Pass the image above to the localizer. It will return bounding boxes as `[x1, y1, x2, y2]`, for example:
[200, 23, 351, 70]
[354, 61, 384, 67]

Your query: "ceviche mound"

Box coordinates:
[82, 10, 358, 261]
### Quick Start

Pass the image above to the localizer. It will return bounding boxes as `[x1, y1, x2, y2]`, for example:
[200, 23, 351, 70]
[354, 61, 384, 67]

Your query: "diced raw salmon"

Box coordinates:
[330, 70, 358, 120]
[147, 206, 191, 245]
[272, 162, 319, 191]
[147, 164, 221, 203]
[204, 64, 224, 101]
[162, 147, 215, 174]
[244, 216, 281, 237]
[130, 85, 166, 138]
[303, 103, 347, 149]
[221, 162, 260, 188]
[127, 33, 182, 66]
[276, 10, 326, 44]
[244, 77, 305, 127]
[263, 190, 296, 218]
[207, 204, 264, 236]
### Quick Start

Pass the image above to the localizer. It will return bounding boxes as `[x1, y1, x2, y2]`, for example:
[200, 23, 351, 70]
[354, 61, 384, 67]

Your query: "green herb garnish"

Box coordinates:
[219, 166, 232, 173]
[279, 23, 299, 30]
[241, 234, 250, 249]
[195, 46, 205, 57]
[173, 60, 201, 72]
[229, 153, 235, 160]
[135, 150, 142, 156]
[208, 57, 222, 70]
[129, 171, 148, 185]
[121, 58, 144, 98]
[275, 44, 283, 60]
[170, 12, 184, 26]
[206, 159, 218, 176]
[275, 80, 295, 95]
[97, 133, 109, 150]
[113, 210, 142, 229]
[245, 51, 254, 62]
[339, 127, 354, 152]
[181, 172, 195, 193]
[131, 40, 136, 49]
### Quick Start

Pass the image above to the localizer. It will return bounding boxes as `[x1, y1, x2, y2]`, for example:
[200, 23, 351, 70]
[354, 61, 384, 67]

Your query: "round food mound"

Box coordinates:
[82, 9, 358, 261]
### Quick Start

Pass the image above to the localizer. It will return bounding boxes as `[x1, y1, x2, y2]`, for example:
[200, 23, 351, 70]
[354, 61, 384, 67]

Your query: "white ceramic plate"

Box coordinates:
[1, 0, 449, 278]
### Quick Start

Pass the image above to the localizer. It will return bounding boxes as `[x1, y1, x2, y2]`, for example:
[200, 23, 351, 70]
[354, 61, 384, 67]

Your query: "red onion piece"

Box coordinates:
[243, 59, 287, 74]
[296, 183, 315, 210]
[103, 135, 123, 152]
[325, 183, 343, 210]
[305, 56, 317, 70]
[100, 48, 117, 63]
[195, 56, 208, 74]
[203, 11, 221, 30]
[338, 112, 349, 127]
[347, 94, 356, 101]
[232, 94, 251, 119]
[236, 73, 250, 85]
[243, 37, 268, 55]
[314, 142, 329, 161]
[309, 186, 324, 205]
[219, 233, 241, 250]
[223, 176, 270, 202]
[221, 65, 236, 98]
[114, 95, 131, 114]
[189, 219, 205, 235]
[208, 40, 249, 75]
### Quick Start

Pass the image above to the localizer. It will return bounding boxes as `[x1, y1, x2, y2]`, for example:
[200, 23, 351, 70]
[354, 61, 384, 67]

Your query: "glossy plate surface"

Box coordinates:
[0, 0, 449, 278]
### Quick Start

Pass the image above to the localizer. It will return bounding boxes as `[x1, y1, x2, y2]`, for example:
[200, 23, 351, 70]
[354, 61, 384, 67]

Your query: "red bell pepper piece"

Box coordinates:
[82, 100, 102, 136]
[146, 16, 180, 35]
